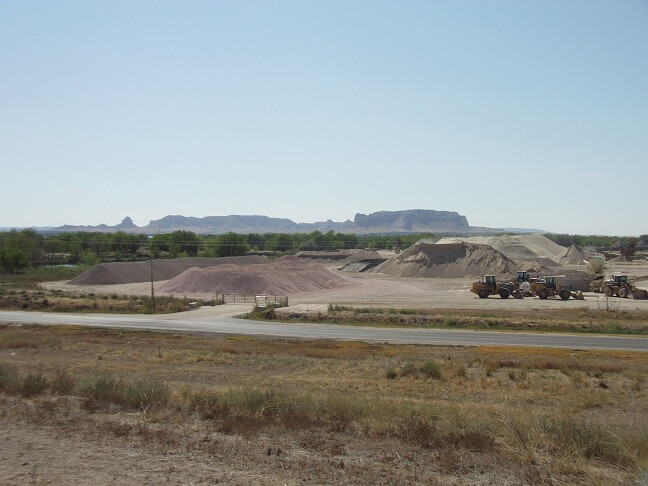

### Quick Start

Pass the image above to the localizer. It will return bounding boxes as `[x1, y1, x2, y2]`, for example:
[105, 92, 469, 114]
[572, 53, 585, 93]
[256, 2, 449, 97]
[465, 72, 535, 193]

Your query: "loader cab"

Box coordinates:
[544, 276, 557, 289]
[517, 271, 529, 283]
[485, 275, 496, 287]
[613, 275, 628, 285]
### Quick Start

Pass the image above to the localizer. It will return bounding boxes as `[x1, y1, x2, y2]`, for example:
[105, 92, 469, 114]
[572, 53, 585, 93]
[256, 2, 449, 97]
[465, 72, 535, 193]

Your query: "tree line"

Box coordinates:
[0, 229, 434, 272]
[4, 228, 643, 274]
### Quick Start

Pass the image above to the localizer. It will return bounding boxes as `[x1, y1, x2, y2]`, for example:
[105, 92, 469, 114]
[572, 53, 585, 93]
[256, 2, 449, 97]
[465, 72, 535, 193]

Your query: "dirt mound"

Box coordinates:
[159, 258, 346, 295]
[69, 256, 268, 285]
[559, 244, 589, 265]
[609, 254, 630, 262]
[516, 260, 554, 274]
[436, 234, 566, 263]
[295, 251, 350, 261]
[296, 250, 383, 264]
[369, 242, 516, 278]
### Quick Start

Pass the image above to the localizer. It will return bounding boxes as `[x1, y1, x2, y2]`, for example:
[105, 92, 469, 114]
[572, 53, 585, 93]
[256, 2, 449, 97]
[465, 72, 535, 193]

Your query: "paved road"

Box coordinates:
[0, 310, 647, 352]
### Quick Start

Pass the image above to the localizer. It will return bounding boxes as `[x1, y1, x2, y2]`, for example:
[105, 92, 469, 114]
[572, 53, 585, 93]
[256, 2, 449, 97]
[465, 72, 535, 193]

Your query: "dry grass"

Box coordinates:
[268, 305, 648, 335]
[1, 324, 647, 484]
[0, 288, 220, 313]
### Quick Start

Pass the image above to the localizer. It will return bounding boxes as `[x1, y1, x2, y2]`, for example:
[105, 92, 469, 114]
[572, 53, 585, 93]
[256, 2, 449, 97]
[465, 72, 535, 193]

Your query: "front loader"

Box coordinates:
[598, 274, 648, 299]
[530, 276, 584, 300]
[471, 275, 522, 299]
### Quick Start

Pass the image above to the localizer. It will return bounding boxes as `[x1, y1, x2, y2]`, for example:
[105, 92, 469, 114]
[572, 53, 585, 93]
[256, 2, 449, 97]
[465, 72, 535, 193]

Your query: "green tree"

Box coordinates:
[0, 247, 29, 273]
[169, 231, 201, 257]
[210, 233, 249, 257]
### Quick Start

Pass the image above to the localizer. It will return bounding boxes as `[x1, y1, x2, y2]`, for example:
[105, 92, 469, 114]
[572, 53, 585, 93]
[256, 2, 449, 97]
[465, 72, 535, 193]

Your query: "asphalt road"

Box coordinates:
[0, 310, 647, 352]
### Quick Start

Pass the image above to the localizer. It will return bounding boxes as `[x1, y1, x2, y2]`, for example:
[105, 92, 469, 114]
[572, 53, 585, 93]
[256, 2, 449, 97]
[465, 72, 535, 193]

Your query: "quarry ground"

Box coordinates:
[42, 259, 648, 314]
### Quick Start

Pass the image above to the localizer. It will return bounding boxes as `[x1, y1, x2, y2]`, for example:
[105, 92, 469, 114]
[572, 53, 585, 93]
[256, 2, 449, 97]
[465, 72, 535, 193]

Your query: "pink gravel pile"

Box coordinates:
[159, 257, 346, 295]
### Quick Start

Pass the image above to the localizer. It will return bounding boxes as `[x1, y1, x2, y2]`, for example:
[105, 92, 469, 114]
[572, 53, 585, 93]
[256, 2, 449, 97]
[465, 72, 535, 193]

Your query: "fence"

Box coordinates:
[217, 293, 288, 308]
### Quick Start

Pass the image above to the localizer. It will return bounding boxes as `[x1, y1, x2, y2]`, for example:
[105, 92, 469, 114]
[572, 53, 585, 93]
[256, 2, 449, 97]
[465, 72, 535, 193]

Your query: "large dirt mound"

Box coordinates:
[69, 256, 268, 286]
[559, 244, 589, 265]
[296, 250, 383, 264]
[436, 234, 566, 263]
[159, 258, 346, 295]
[369, 242, 516, 278]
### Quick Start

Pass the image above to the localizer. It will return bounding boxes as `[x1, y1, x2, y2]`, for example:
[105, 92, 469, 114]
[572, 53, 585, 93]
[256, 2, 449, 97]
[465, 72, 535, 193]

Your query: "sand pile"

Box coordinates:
[369, 242, 516, 278]
[436, 234, 566, 264]
[159, 257, 346, 295]
[559, 244, 589, 265]
[69, 256, 268, 286]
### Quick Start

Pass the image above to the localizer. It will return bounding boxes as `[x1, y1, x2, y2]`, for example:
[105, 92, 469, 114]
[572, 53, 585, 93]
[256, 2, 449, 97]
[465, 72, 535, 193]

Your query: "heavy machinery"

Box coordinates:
[529, 276, 584, 300]
[515, 271, 535, 296]
[593, 274, 648, 299]
[471, 275, 522, 299]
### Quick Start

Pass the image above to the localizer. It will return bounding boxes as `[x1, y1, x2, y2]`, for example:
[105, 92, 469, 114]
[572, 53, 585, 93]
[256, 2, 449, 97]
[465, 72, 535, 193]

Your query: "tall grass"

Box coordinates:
[79, 373, 170, 410]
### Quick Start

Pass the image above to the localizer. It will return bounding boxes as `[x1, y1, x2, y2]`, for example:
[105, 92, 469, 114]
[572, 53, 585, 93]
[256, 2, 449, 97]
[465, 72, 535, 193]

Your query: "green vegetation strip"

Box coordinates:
[245, 304, 648, 336]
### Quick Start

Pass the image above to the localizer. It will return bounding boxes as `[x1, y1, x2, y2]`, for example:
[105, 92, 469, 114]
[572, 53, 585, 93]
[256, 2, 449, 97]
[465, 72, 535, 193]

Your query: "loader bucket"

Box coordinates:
[512, 290, 523, 299]
[571, 291, 585, 301]
[632, 289, 648, 300]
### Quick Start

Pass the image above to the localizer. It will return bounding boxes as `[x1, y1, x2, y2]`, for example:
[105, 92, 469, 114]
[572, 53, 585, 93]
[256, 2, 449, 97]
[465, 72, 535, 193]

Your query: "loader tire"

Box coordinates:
[478, 289, 489, 299]
[604, 286, 614, 297]
[538, 289, 549, 300]
[559, 290, 571, 301]
[618, 286, 630, 298]
[499, 288, 510, 299]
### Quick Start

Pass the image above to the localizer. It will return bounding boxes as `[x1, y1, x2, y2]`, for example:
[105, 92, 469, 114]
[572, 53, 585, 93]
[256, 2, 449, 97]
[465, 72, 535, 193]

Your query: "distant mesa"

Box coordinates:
[43, 209, 537, 235]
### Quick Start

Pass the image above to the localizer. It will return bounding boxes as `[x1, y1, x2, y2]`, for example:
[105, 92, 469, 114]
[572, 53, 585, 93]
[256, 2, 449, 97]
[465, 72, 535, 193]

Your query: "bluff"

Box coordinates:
[353, 210, 469, 232]
[47, 209, 477, 235]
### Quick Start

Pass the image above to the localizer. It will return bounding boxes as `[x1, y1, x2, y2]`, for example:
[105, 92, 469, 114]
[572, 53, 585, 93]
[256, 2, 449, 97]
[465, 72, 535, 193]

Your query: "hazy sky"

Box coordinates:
[1, 1, 646, 235]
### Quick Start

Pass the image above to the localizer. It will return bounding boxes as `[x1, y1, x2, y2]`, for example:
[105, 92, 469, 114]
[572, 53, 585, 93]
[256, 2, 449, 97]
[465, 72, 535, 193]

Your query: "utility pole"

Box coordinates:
[150, 247, 156, 310]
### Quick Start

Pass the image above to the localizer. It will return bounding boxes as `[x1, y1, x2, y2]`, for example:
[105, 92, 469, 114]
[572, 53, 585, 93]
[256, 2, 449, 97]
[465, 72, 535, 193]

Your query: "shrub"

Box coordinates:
[50, 370, 76, 395]
[0, 362, 20, 392]
[401, 362, 418, 377]
[20, 372, 49, 397]
[385, 366, 398, 379]
[420, 361, 442, 379]
[125, 379, 171, 410]
[187, 390, 230, 420]
[79, 373, 127, 406]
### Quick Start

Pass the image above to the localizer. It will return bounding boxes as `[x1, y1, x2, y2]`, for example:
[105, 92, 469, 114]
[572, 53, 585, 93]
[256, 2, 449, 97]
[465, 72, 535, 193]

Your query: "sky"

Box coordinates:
[1, 1, 646, 235]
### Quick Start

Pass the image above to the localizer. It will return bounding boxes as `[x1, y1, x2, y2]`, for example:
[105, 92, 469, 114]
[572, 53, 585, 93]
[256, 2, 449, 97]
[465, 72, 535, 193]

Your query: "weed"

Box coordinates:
[401, 362, 418, 377]
[125, 379, 171, 411]
[79, 373, 126, 406]
[50, 370, 76, 395]
[0, 362, 20, 392]
[20, 373, 49, 397]
[420, 361, 442, 379]
[385, 366, 398, 379]
[540, 417, 640, 466]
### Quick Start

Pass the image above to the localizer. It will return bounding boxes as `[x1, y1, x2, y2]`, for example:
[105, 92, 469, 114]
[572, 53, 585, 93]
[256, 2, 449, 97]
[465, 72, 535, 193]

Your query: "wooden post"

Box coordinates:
[150, 251, 156, 310]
